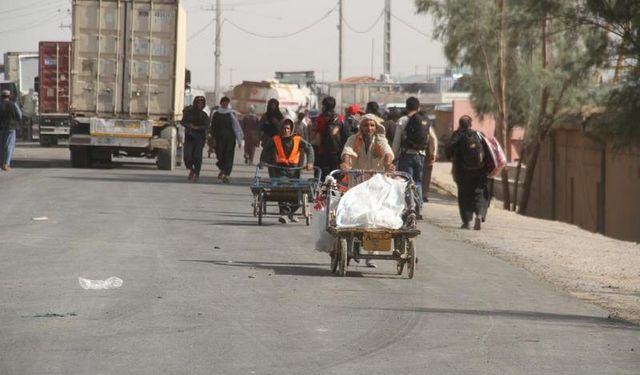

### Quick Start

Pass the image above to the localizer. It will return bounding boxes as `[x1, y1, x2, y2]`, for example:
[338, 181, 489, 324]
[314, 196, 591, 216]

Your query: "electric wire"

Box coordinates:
[224, 3, 337, 39]
[0, 12, 67, 35]
[0, 0, 65, 16]
[188, 18, 216, 41]
[0, 1, 67, 20]
[390, 12, 431, 38]
[342, 9, 384, 34]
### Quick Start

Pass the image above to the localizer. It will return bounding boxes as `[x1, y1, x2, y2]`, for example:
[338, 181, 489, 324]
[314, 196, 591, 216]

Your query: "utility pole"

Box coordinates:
[338, 0, 344, 81]
[214, 0, 222, 104]
[383, 0, 391, 78]
[370, 39, 375, 77]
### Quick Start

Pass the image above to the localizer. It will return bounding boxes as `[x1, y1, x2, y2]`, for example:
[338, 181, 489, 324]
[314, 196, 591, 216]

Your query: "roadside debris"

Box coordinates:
[78, 276, 123, 290]
[31, 216, 49, 221]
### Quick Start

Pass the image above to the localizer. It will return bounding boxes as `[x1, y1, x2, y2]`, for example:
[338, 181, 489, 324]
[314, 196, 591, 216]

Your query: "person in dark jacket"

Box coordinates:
[181, 96, 209, 182]
[210, 97, 244, 183]
[260, 118, 314, 223]
[0, 90, 21, 171]
[312, 96, 345, 179]
[445, 115, 488, 230]
[259, 98, 284, 147]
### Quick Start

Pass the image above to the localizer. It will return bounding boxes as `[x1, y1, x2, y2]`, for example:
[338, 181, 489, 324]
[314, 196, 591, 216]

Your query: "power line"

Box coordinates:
[342, 9, 384, 34]
[0, 0, 65, 16]
[224, 3, 337, 39]
[390, 12, 431, 38]
[188, 18, 216, 41]
[0, 1, 67, 20]
[0, 12, 67, 35]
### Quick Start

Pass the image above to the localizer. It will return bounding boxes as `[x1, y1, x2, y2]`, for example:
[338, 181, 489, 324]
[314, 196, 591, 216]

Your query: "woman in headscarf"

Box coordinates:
[259, 98, 284, 146]
[180, 96, 209, 182]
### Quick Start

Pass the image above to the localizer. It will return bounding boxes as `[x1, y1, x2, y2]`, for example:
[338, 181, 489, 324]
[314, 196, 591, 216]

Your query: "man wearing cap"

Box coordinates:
[0, 90, 22, 171]
[343, 104, 363, 138]
[340, 113, 395, 173]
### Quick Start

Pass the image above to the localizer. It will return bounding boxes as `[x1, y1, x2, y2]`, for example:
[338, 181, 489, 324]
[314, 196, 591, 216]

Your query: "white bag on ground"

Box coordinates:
[336, 174, 407, 229]
[312, 190, 339, 253]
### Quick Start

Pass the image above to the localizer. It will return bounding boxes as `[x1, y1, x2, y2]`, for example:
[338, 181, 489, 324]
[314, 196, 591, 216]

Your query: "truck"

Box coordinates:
[68, 0, 186, 169]
[37, 42, 71, 146]
[232, 80, 315, 115]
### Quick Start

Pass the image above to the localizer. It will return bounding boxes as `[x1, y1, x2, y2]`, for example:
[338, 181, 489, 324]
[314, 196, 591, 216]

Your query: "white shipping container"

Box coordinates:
[70, 0, 186, 121]
[3, 52, 39, 95]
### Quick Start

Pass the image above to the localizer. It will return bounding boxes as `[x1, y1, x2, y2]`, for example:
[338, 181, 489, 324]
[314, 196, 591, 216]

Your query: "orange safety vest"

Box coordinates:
[273, 135, 301, 165]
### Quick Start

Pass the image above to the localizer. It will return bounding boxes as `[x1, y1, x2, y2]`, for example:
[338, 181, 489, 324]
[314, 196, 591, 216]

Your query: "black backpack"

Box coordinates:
[401, 111, 430, 150]
[323, 114, 344, 155]
[460, 130, 485, 170]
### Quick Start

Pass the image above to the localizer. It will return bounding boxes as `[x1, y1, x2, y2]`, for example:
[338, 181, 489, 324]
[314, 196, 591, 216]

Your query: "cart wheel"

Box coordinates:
[252, 194, 259, 217]
[338, 237, 348, 277]
[396, 261, 404, 275]
[306, 215, 311, 226]
[407, 239, 416, 279]
[301, 193, 308, 216]
[257, 192, 264, 225]
[330, 242, 339, 274]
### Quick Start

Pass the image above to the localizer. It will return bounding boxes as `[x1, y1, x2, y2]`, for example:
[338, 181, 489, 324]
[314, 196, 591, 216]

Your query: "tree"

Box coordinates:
[415, 0, 604, 214]
[416, 0, 511, 209]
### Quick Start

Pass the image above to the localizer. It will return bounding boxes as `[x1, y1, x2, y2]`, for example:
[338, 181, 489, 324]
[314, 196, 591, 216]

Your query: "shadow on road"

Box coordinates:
[11, 159, 70, 169]
[346, 306, 640, 330]
[180, 259, 364, 278]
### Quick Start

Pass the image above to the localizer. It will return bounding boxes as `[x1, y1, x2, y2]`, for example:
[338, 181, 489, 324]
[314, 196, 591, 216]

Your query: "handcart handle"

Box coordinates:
[327, 169, 412, 183]
[255, 164, 322, 181]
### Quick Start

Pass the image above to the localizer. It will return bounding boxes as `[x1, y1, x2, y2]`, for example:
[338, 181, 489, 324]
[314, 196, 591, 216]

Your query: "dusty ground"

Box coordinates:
[427, 162, 640, 325]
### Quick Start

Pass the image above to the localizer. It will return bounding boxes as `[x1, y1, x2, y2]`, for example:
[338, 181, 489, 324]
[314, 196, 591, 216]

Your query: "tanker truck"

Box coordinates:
[68, 0, 186, 169]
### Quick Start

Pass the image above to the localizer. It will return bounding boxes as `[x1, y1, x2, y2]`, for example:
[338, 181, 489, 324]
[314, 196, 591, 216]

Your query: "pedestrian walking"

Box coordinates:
[343, 104, 363, 138]
[383, 106, 402, 144]
[391, 97, 431, 220]
[241, 105, 260, 165]
[259, 98, 283, 147]
[312, 96, 345, 179]
[293, 109, 311, 142]
[260, 118, 314, 224]
[210, 97, 244, 183]
[181, 96, 209, 182]
[445, 115, 488, 230]
[422, 122, 438, 203]
[0, 90, 22, 171]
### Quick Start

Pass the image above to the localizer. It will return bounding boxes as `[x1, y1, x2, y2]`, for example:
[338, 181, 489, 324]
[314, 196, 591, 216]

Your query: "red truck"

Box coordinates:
[37, 41, 71, 146]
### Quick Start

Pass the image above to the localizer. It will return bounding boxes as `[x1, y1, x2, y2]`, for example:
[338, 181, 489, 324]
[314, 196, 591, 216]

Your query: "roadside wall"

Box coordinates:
[528, 126, 640, 242]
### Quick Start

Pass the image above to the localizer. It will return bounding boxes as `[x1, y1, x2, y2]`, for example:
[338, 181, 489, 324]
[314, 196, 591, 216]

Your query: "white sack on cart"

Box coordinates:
[336, 174, 407, 229]
[312, 190, 339, 253]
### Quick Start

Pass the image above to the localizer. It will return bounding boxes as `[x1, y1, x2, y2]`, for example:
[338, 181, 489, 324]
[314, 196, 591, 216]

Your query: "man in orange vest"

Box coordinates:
[260, 118, 314, 223]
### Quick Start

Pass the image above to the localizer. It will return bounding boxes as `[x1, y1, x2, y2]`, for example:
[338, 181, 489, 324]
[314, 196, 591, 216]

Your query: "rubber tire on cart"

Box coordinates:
[302, 193, 310, 226]
[396, 261, 404, 275]
[157, 126, 177, 171]
[407, 239, 416, 279]
[252, 194, 259, 217]
[338, 237, 348, 277]
[70, 145, 90, 168]
[330, 240, 339, 274]
[257, 192, 264, 225]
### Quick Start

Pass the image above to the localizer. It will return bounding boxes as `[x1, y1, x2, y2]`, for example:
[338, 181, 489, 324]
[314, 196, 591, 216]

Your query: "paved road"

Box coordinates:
[1, 144, 638, 375]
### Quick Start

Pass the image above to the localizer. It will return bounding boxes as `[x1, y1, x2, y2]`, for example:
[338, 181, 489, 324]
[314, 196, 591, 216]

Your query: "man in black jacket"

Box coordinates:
[181, 96, 209, 182]
[210, 97, 244, 183]
[445, 115, 488, 230]
[0, 90, 21, 171]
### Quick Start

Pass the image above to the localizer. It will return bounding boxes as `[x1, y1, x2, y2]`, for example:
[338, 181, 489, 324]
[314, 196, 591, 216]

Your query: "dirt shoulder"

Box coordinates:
[426, 162, 640, 325]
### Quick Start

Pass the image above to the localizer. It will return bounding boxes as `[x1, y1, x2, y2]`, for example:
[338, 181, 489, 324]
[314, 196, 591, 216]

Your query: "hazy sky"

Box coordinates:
[0, 0, 447, 89]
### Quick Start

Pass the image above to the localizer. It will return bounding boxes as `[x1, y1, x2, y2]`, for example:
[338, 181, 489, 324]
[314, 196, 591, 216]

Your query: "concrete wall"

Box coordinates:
[528, 126, 640, 242]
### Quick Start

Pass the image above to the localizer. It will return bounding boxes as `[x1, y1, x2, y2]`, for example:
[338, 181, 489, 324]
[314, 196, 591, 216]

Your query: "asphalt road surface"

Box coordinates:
[1, 144, 638, 375]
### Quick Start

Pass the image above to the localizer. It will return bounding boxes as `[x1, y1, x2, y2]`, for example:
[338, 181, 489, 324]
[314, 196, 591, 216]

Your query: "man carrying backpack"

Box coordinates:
[391, 96, 432, 220]
[445, 115, 488, 230]
[312, 96, 345, 179]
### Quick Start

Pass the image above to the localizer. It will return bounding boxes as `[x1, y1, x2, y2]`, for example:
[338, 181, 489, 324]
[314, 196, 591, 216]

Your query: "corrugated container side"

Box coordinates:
[70, 0, 184, 121]
[39, 42, 71, 114]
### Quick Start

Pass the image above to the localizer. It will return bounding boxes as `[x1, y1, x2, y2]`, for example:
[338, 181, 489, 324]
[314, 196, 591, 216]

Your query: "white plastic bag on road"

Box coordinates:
[336, 174, 407, 229]
[78, 277, 123, 290]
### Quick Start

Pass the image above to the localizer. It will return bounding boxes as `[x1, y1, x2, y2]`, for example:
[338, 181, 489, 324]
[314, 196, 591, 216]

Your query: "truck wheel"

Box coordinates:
[39, 136, 50, 147]
[70, 146, 90, 168]
[157, 127, 177, 171]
